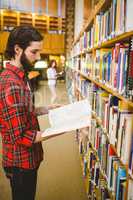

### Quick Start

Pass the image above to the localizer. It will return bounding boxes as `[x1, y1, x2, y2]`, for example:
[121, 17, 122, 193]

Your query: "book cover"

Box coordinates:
[127, 179, 133, 200]
[121, 114, 133, 164]
[128, 38, 133, 100]
[129, 135, 133, 176]
[116, 167, 126, 200]
[126, 0, 133, 32]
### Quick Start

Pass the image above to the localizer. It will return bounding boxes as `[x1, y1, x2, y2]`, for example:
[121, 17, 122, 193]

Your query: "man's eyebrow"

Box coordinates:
[31, 49, 40, 51]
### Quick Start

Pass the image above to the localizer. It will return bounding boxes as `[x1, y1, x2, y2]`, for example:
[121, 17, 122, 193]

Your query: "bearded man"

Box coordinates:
[0, 26, 61, 200]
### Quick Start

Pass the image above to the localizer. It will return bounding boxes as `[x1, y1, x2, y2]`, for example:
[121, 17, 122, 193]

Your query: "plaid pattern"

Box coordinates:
[0, 63, 43, 169]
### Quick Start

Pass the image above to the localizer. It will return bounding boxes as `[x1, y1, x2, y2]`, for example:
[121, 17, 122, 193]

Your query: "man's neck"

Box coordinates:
[10, 59, 22, 68]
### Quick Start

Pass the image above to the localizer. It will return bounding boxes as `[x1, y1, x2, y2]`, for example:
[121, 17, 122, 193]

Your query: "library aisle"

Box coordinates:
[0, 81, 88, 200]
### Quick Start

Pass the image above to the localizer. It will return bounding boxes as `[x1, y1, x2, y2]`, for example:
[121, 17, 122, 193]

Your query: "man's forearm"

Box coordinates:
[35, 104, 62, 116]
[34, 131, 65, 143]
[35, 107, 49, 116]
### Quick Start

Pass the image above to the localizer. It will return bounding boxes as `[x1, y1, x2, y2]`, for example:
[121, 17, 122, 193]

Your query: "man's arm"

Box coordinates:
[35, 107, 49, 115]
[34, 131, 65, 143]
[35, 104, 62, 116]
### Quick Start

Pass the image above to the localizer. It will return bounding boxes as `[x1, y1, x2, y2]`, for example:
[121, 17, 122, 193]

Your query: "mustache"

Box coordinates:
[20, 53, 37, 74]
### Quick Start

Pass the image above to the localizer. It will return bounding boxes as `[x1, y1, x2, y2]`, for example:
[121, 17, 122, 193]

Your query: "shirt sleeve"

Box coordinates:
[4, 82, 37, 147]
[47, 68, 52, 79]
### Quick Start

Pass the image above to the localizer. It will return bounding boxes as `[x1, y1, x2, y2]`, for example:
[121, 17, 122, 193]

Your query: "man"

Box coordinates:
[0, 26, 61, 200]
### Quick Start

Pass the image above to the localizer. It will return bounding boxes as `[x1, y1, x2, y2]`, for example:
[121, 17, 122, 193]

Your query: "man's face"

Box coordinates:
[20, 41, 43, 71]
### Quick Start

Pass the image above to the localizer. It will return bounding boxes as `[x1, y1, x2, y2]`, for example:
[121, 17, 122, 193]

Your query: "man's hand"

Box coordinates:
[34, 130, 67, 143]
[48, 104, 62, 110]
[35, 107, 49, 116]
[35, 104, 65, 116]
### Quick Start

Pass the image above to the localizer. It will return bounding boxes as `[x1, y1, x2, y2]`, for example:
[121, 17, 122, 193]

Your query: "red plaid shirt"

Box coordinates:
[0, 63, 43, 169]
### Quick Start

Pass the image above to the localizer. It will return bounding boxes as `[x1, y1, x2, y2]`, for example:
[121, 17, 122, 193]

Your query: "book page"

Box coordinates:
[42, 99, 91, 137]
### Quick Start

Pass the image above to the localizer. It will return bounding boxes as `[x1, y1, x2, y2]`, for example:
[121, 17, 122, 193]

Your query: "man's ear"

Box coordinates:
[14, 44, 23, 56]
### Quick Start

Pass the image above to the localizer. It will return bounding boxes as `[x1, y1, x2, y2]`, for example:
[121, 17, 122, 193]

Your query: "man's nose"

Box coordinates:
[36, 52, 41, 61]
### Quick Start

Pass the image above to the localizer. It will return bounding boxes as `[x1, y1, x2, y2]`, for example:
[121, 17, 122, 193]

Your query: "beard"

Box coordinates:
[20, 52, 36, 75]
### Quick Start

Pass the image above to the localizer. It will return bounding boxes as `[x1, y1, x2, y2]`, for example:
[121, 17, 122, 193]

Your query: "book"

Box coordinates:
[42, 99, 91, 137]
[127, 179, 133, 200]
[116, 167, 126, 200]
[120, 114, 133, 164]
[129, 135, 133, 176]
[116, 111, 133, 157]
[126, 0, 133, 32]
[126, 38, 133, 100]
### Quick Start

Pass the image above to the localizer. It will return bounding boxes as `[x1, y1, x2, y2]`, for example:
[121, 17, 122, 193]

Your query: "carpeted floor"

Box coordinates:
[0, 81, 88, 200]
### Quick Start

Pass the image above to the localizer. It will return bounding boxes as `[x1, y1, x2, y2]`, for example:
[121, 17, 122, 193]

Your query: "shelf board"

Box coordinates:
[35, 21, 47, 24]
[72, 48, 93, 58]
[49, 24, 58, 27]
[35, 27, 47, 30]
[95, 31, 133, 49]
[78, 71, 133, 107]
[35, 22, 47, 26]
[95, 0, 112, 15]
[20, 22, 32, 25]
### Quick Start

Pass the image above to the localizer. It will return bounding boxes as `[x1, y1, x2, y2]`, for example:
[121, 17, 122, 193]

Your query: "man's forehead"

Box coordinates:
[28, 41, 43, 49]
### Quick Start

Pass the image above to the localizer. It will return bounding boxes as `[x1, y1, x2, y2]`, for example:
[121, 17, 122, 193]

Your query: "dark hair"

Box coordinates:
[4, 26, 43, 59]
[48, 59, 57, 68]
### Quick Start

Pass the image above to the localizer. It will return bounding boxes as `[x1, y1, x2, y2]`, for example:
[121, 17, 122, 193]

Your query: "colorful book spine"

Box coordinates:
[129, 135, 133, 176]
[116, 167, 126, 200]
[126, 38, 133, 100]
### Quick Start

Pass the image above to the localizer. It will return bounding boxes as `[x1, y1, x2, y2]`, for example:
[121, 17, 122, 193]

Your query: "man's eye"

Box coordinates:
[32, 51, 37, 54]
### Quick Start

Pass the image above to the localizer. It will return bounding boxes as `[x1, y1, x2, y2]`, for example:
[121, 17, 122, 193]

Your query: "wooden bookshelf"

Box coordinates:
[19, 12, 32, 26]
[0, 9, 65, 33]
[49, 16, 58, 31]
[62, 18, 66, 32]
[2, 10, 17, 30]
[34, 15, 47, 33]
[69, 1, 133, 199]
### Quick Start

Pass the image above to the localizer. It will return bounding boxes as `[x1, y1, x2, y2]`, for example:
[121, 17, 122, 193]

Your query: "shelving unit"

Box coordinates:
[34, 15, 47, 33]
[62, 18, 66, 32]
[2, 10, 18, 31]
[49, 16, 59, 32]
[0, 9, 65, 33]
[68, 0, 133, 199]
[19, 12, 32, 27]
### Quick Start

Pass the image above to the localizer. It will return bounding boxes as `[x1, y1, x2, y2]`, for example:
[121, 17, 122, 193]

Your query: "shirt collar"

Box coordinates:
[6, 62, 25, 80]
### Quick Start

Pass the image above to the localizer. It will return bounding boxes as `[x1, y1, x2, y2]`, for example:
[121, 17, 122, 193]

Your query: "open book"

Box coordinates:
[42, 99, 91, 137]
